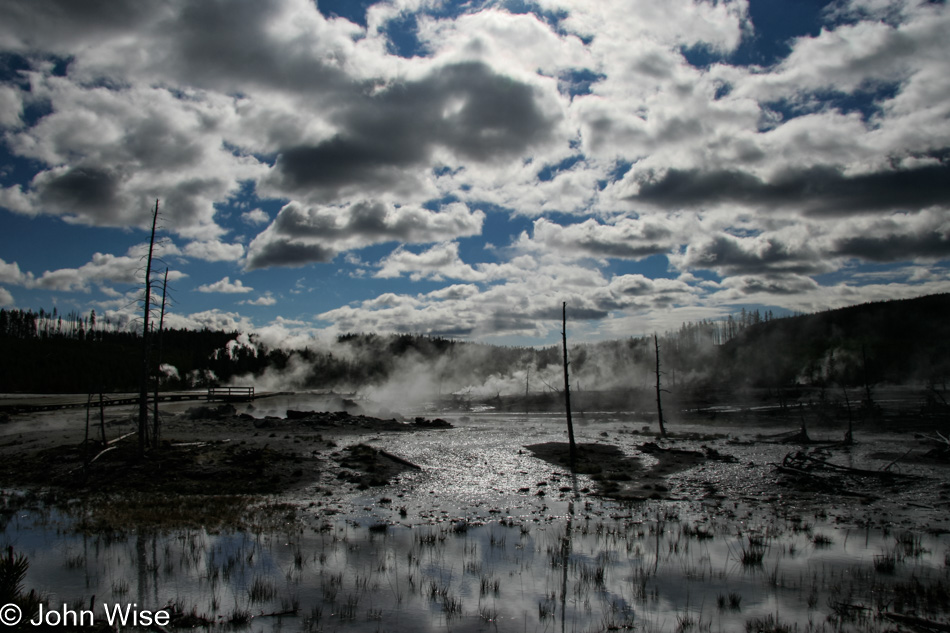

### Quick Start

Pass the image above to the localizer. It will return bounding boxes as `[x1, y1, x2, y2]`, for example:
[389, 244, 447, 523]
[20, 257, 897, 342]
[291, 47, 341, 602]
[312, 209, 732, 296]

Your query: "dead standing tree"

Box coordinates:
[562, 302, 578, 468]
[653, 333, 668, 437]
[138, 200, 159, 457]
[152, 267, 169, 450]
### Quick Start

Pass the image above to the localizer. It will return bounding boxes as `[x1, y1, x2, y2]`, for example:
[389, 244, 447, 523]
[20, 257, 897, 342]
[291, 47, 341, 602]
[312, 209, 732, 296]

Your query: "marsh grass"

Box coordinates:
[897, 531, 927, 558]
[874, 550, 898, 574]
[248, 576, 277, 603]
[739, 541, 766, 567]
[745, 613, 792, 633]
[10, 498, 950, 633]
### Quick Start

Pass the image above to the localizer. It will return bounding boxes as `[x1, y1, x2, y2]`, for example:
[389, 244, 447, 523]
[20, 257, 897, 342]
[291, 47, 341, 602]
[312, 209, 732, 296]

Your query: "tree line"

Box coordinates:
[1, 293, 948, 396]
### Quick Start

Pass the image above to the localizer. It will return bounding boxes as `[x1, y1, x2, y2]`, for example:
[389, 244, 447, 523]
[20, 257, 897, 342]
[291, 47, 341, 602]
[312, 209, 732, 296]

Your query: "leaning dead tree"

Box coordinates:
[562, 302, 577, 468]
[138, 200, 159, 457]
[653, 334, 667, 436]
[152, 267, 169, 450]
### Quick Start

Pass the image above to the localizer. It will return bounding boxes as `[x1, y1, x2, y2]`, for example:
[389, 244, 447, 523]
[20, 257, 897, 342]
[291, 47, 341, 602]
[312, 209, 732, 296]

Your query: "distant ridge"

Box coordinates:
[715, 293, 950, 388]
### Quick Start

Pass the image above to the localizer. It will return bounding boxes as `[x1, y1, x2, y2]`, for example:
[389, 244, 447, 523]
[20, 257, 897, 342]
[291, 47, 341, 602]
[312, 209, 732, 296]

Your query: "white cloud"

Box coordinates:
[184, 240, 246, 262]
[243, 293, 277, 306]
[34, 253, 147, 292]
[0, 258, 34, 286]
[196, 276, 254, 294]
[1, 0, 948, 341]
[0, 286, 14, 307]
[376, 242, 484, 281]
[241, 208, 270, 225]
[0, 85, 22, 128]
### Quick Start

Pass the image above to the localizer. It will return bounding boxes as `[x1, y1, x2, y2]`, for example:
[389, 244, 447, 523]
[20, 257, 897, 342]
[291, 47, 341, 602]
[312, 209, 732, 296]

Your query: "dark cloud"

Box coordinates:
[630, 156, 950, 215]
[0, 0, 162, 51]
[681, 234, 825, 276]
[725, 275, 820, 296]
[246, 200, 483, 270]
[165, 0, 351, 93]
[268, 61, 559, 198]
[574, 224, 672, 259]
[37, 167, 121, 215]
[245, 240, 336, 270]
[271, 201, 481, 242]
[834, 231, 950, 262]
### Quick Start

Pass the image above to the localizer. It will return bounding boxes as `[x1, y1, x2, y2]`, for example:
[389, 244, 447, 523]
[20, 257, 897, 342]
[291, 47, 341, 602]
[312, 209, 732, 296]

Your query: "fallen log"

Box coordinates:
[880, 611, 950, 632]
[377, 448, 422, 470]
[106, 431, 137, 446]
[780, 450, 917, 480]
[255, 608, 298, 618]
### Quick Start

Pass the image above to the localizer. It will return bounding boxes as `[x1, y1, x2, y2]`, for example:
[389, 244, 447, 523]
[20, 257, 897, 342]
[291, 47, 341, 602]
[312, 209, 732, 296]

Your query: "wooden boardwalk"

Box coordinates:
[0, 388, 277, 414]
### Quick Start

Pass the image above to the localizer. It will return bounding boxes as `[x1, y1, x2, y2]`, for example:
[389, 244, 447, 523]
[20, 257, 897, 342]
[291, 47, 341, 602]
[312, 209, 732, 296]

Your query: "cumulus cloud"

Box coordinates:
[0, 85, 22, 128]
[196, 276, 254, 294]
[0, 287, 14, 307]
[522, 216, 685, 260]
[2, 0, 950, 341]
[245, 200, 485, 269]
[830, 208, 950, 261]
[0, 258, 34, 286]
[376, 242, 484, 281]
[627, 160, 950, 216]
[184, 240, 246, 262]
[669, 230, 833, 277]
[241, 208, 270, 225]
[2, 78, 266, 238]
[24, 250, 186, 293]
[242, 293, 278, 306]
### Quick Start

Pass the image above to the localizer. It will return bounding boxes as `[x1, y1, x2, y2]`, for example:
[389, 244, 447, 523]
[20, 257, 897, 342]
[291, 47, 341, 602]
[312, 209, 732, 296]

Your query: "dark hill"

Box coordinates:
[715, 293, 950, 389]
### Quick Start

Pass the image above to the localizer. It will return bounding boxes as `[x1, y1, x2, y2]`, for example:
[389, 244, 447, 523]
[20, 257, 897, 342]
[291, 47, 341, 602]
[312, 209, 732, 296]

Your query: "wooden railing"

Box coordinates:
[207, 386, 255, 401]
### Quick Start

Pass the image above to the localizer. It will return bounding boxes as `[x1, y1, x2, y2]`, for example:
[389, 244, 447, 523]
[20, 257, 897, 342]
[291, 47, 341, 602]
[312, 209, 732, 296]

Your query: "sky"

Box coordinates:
[0, 0, 948, 347]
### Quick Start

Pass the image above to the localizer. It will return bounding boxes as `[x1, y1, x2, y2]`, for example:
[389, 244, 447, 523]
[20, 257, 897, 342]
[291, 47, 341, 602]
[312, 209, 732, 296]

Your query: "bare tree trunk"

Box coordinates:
[84, 393, 91, 466]
[562, 302, 577, 468]
[842, 385, 853, 444]
[798, 403, 810, 441]
[99, 390, 107, 444]
[861, 344, 874, 408]
[152, 268, 168, 449]
[654, 334, 667, 436]
[138, 200, 159, 457]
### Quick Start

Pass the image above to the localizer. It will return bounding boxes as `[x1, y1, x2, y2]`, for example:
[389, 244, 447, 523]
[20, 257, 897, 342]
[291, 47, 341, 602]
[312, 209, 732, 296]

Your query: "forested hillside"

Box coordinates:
[713, 293, 950, 390]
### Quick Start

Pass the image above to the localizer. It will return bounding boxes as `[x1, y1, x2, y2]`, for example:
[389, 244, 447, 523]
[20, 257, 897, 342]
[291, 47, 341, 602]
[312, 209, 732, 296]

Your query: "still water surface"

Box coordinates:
[4, 407, 949, 632]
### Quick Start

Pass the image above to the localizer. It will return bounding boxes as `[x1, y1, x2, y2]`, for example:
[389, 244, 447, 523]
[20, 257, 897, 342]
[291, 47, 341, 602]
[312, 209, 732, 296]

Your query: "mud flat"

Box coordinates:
[2, 397, 950, 632]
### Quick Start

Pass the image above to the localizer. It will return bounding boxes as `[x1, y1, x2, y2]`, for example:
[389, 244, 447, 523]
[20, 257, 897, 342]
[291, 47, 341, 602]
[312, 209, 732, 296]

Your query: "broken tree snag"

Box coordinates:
[654, 334, 667, 437]
[841, 385, 854, 445]
[562, 302, 577, 468]
[152, 267, 169, 450]
[138, 199, 159, 457]
[785, 403, 810, 443]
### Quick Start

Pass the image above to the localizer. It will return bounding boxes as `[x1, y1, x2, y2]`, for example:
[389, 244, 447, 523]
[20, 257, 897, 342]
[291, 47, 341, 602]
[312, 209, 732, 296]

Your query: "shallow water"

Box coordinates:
[4, 408, 950, 632]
